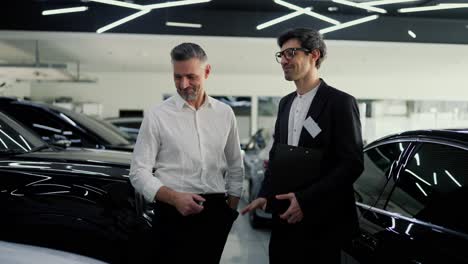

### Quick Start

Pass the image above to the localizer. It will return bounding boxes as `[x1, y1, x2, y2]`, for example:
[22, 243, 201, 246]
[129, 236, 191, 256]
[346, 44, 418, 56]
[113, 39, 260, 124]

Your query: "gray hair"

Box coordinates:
[277, 28, 327, 69]
[170, 42, 208, 62]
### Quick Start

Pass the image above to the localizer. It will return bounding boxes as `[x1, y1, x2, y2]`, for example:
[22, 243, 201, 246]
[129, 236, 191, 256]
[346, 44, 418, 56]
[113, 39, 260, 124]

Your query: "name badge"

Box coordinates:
[303, 116, 321, 138]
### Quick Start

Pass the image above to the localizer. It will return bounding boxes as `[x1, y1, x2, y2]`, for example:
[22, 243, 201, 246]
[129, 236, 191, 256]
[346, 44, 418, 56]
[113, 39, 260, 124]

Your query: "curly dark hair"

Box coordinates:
[277, 28, 327, 69]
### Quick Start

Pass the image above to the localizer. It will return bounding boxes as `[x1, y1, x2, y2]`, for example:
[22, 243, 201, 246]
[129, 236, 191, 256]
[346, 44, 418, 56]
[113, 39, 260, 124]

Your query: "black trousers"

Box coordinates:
[151, 194, 238, 264]
[269, 215, 341, 264]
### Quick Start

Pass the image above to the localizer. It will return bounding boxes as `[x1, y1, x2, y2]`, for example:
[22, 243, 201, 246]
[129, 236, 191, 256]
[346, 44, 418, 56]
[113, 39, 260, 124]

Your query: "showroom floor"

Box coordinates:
[220, 202, 270, 264]
[220, 202, 359, 264]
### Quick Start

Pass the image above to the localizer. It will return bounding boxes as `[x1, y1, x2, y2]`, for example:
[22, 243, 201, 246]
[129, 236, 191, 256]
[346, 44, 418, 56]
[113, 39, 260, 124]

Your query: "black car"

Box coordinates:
[349, 129, 468, 264]
[0, 111, 152, 263]
[0, 97, 133, 151]
[105, 117, 143, 143]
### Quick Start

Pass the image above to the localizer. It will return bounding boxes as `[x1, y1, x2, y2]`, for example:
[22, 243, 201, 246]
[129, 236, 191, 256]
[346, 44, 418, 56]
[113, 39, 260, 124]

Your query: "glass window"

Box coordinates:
[355, 142, 409, 206]
[388, 143, 468, 233]
[4, 105, 70, 145]
[0, 112, 45, 152]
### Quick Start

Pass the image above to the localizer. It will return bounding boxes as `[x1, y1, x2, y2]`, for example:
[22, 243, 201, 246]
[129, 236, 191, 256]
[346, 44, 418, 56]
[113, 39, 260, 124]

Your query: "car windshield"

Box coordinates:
[90, 116, 134, 142]
[48, 105, 131, 146]
[0, 111, 47, 154]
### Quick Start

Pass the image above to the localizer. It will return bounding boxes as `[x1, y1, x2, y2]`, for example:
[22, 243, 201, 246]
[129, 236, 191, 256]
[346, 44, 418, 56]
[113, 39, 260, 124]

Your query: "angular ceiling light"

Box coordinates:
[274, 0, 340, 25]
[363, 0, 419, 6]
[257, 0, 340, 30]
[408, 30, 416, 38]
[257, 8, 311, 30]
[91, 0, 212, 33]
[42, 6, 88, 16]
[166, 22, 202, 28]
[332, 0, 387, 14]
[97, 9, 150, 33]
[398, 3, 468, 13]
[319, 15, 379, 34]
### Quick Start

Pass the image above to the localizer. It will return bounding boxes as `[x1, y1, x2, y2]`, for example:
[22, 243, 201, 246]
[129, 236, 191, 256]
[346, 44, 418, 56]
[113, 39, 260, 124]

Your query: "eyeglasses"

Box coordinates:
[275, 47, 311, 63]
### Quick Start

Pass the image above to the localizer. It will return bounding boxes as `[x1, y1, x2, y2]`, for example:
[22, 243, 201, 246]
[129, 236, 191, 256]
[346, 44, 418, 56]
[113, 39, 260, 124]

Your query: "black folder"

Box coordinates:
[266, 143, 323, 215]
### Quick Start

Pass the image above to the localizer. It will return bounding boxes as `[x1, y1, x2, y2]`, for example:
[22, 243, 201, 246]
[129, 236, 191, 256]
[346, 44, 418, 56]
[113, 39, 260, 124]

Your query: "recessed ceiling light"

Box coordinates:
[257, 8, 311, 30]
[166, 22, 202, 28]
[320, 15, 379, 34]
[97, 9, 150, 33]
[274, 0, 340, 25]
[398, 4, 468, 13]
[92, 0, 212, 33]
[42, 6, 88, 16]
[364, 0, 419, 6]
[408, 30, 416, 38]
[328, 6, 338, 12]
[332, 0, 387, 14]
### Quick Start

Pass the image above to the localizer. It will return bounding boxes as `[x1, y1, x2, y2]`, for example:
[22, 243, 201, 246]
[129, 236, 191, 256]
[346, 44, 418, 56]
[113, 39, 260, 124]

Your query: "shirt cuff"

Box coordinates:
[226, 182, 243, 198]
[142, 176, 164, 203]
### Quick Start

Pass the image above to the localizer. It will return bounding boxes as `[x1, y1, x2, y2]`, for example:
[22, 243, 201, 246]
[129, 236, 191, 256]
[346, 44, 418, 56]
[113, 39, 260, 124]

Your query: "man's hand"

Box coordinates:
[171, 192, 206, 216]
[276, 192, 303, 224]
[240, 197, 267, 215]
[155, 186, 205, 216]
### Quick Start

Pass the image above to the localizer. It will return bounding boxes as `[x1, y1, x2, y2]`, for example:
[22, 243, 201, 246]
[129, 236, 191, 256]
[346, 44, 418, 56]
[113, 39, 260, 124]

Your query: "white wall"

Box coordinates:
[28, 39, 468, 118]
[1, 82, 30, 97]
[30, 72, 295, 117]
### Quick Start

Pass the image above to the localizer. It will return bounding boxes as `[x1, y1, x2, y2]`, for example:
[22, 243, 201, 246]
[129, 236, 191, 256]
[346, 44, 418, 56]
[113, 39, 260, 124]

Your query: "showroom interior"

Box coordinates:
[1, 0, 468, 263]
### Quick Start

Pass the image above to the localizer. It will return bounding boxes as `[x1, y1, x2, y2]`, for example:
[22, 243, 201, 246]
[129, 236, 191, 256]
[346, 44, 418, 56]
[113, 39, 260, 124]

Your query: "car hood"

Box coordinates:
[0, 148, 132, 179]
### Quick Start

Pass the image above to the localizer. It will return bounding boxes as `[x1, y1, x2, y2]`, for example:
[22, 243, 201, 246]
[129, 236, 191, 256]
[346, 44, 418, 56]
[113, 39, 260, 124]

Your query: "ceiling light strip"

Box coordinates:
[332, 0, 387, 13]
[97, 9, 150, 34]
[166, 21, 202, 28]
[89, 0, 143, 10]
[42, 6, 88, 15]
[319, 15, 379, 34]
[257, 8, 310, 30]
[408, 30, 416, 38]
[145, 0, 211, 10]
[364, 0, 419, 6]
[274, 0, 340, 25]
[398, 4, 467, 13]
[438, 3, 468, 8]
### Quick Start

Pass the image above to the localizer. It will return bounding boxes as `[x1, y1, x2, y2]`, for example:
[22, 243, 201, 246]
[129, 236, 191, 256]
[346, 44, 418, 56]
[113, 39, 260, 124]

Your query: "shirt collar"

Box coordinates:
[173, 93, 215, 110]
[296, 81, 320, 99]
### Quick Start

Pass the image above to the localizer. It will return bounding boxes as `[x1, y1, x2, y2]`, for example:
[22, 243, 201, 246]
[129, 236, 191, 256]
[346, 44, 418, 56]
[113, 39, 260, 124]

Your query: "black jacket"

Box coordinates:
[259, 79, 364, 241]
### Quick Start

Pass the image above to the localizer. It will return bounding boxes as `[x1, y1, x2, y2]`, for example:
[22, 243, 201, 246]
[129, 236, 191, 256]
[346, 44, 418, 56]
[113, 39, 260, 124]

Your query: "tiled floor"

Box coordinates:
[220, 205, 270, 264]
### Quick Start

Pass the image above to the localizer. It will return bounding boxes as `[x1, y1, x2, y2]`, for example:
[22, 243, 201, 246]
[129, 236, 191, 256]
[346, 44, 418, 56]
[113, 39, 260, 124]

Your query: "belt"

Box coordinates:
[199, 193, 226, 200]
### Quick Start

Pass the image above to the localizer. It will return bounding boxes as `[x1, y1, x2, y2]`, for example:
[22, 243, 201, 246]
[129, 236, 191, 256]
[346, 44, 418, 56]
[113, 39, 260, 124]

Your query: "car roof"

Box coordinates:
[366, 129, 468, 149]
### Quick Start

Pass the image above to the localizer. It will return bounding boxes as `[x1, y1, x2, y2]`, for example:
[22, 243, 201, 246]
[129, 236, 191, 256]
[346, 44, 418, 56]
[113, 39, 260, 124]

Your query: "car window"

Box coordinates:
[387, 143, 468, 233]
[4, 105, 66, 143]
[0, 112, 44, 152]
[3, 105, 94, 147]
[355, 142, 409, 207]
[49, 106, 131, 146]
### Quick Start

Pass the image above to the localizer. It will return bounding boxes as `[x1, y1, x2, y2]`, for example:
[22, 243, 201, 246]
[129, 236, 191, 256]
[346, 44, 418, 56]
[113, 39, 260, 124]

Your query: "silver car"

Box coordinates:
[242, 128, 273, 228]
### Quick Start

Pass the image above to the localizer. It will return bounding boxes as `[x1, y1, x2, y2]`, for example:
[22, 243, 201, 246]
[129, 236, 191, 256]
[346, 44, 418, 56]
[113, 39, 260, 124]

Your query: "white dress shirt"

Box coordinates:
[129, 94, 244, 202]
[288, 82, 320, 146]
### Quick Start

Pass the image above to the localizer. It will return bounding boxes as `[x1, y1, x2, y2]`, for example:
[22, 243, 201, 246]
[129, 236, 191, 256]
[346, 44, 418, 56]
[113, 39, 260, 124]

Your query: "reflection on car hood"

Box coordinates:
[0, 148, 132, 179]
[20, 148, 132, 166]
[0, 240, 107, 264]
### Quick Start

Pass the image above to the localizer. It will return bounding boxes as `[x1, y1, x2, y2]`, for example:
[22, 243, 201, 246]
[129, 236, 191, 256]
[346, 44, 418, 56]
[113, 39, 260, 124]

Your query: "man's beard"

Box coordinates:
[177, 86, 199, 101]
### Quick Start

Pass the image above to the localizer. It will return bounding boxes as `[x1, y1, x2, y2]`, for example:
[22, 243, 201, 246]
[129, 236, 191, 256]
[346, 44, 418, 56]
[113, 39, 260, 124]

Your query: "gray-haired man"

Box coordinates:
[130, 43, 244, 263]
